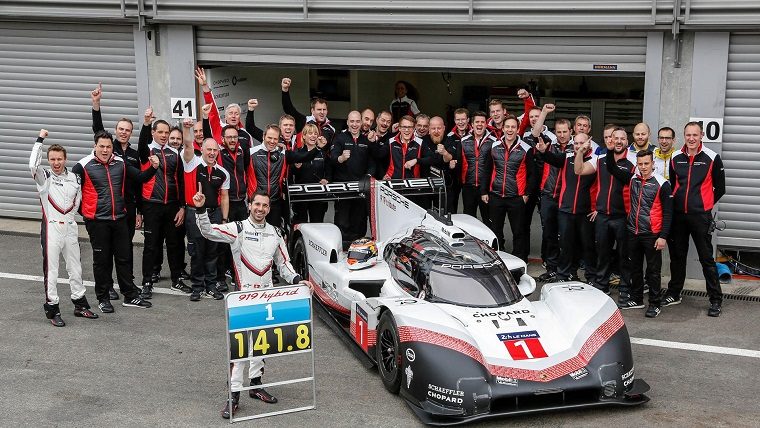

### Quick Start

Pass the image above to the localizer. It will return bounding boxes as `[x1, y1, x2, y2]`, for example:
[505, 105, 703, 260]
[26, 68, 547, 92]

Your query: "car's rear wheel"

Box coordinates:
[293, 237, 309, 281]
[376, 311, 402, 394]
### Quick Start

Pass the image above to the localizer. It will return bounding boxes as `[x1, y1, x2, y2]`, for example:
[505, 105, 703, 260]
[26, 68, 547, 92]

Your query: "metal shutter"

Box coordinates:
[196, 26, 647, 74]
[0, 21, 138, 219]
[718, 33, 760, 248]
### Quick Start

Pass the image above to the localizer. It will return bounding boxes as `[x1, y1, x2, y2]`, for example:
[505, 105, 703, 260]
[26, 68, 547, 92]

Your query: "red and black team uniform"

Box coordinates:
[539, 148, 598, 283]
[370, 129, 396, 179]
[385, 135, 423, 179]
[479, 136, 534, 261]
[606, 151, 672, 308]
[244, 109, 298, 148]
[331, 130, 375, 249]
[290, 144, 332, 223]
[534, 137, 569, 279]
[281, 91, 336, 147]
[445, 125, 472, 213]
[666, 144, 725, 307]
[138, 125, 185, 290]
[459, 131, 496, 227]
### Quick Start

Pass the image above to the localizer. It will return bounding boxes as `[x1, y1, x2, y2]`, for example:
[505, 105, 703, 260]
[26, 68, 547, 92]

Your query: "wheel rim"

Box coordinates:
[379, 327, 398, 374]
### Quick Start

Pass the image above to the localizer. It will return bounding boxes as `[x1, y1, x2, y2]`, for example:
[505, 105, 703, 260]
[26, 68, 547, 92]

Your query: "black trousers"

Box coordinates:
[628, 234, 662, 305]
[595, 214, 630, 292]
[217, 200, 248, 281]
[292, 201, 328, 224]
[557, 211, 597, 282]
[539, 195, 560, 272]
[448, 181, 461, 214]
[461, 184, 491, 229]
[141, 201, 184, 284]
[186, 207, 221, 293]
[85, 218, 140, 301]
[667, 212, 722, 304]
[489, 194, 528, 261]
[335, 198, 367, 249]
[521, 192, 539, 258]
[266, 198, 284, 230]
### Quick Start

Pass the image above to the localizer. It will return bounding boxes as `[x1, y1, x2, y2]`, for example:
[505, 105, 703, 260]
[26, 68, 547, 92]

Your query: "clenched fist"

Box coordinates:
[39, 129, 49, 139]
[281, 78, 292, 92]
[247, 98, 258, 111]
[143, 106, 155, 125]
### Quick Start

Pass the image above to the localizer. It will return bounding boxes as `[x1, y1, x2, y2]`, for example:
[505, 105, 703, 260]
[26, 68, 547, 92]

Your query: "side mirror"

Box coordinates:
[517, 274, 536, 297]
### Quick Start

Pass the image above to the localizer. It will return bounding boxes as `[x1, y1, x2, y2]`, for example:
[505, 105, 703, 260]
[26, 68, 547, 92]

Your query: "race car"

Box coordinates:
[287, 176, 650, 425]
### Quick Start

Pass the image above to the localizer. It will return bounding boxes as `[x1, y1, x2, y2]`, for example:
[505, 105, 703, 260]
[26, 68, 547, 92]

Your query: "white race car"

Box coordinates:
[287, 176, 649, 425]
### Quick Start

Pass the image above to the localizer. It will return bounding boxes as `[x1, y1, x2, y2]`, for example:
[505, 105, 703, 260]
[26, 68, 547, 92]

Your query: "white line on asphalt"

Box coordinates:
[630, 337, 760, 359]
[0, 272, 181, 296]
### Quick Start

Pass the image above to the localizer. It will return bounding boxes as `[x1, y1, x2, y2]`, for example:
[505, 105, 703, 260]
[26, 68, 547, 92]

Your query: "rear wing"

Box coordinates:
[287, 176, 446, 204]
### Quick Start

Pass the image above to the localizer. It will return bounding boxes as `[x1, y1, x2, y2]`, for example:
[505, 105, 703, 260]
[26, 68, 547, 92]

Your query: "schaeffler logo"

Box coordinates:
[406, 348, 416, 362]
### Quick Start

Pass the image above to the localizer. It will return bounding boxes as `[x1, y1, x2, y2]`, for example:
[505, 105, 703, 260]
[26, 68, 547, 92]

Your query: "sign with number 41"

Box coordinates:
[171, 97, 196, 119]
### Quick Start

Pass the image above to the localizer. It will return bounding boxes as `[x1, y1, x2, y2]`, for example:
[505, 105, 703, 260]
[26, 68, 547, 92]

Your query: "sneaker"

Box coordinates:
[74, 307, 99, 319]
[221, 392, 240, 419]
[538, 271, 557, 282]
[108, 287, 120, 300]
[49, 313, 65, 327]
[618, 299, 645, 310]
[216, 281, 229, 293]
[225, 269, 233, 279]
[122, 297, 152, 308]
[661, 295, 682, 306]
[190, 291, 201, 302]
[643, 285, 649, 294]
[98, 299, 115, 313]
[171, 279, 192, 294]
[140, 284, 153, 300]
[707, 302, 722, 317]
[249, 378, 278, 403]
[645, 305, 661, 318]
[180, 269, 191, 281]
[619, 291, 631, 301]
[206, 289, 224, 300]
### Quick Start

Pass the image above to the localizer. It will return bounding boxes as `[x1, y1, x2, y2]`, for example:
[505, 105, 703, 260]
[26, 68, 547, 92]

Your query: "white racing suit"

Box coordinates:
[196, 210, 301, 391]
[30, 140, 87, 317]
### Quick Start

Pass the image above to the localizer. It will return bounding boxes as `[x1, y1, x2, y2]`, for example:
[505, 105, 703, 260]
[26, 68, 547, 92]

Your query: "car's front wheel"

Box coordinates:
[376, 311, 402, 394]
[292, 237, 309, 281]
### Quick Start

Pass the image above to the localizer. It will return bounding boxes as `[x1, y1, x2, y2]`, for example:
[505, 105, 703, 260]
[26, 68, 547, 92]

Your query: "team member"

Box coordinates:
[370, 110, 396, 179]
[361, 108, 376, 135]
[31, 130, 98, 326]
[653, 126, 677, 179]
[445, 108, 472, 213]
[195, 67, 254, 148]
[415, 114, 430, 139]
[193, 191, 308, 419]
[571, 115, 602, 155]
[181, 127, 230, 301]
[605, 146, 672, 317]
[666, 122, 726, 317]
[138, 107, 185, 299]
[383, 116, 424, 180]
[390, 80, 420, 123]
[487, 89, 535, 139]
[459, 111, 495, 226]
[73, 131, 158, 312]
[630, 122, 654, 153]
[165, 127, 193, 293]
[291, 123, 331, 223]
[425, 116, 455, 210]
[90, 83, 140, 300]
[246, 101, 299, 150]
[281, 77, 336, 145]
[574, 128, 635, 296]
[480, 115, 534, 261]
[332, 111, 375, 249]
[535, 133, 598, 285]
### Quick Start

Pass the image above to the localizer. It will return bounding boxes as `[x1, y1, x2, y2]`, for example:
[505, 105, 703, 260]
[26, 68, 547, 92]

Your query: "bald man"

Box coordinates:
[629, 122, 654, 153]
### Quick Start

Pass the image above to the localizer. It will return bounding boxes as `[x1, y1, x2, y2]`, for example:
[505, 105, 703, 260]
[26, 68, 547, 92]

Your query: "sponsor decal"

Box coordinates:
[405, 365, 413, 388]
[495, 376, 518, 387]
[622, 366, 634, 387]
[308, 239, 327, 256]
[497, 330, 548, 360]
[379, 185, 410, 210]
[440, 259, 503, 270]
[472, 309, 530, 319]
[289, 182, 361, 194]
[569, 367, 589, 380]
[427, 384, 464, 404]
[559, 285, 586, 292]
[237, 288, 299, 302]
[593, 64, 618, 71]
[406, 348, 416, 362]
[394, 299, 417, 305]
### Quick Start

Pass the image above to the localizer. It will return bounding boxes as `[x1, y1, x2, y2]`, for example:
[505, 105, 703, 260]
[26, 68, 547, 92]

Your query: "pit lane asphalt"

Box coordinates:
[1, 233, 758, 427]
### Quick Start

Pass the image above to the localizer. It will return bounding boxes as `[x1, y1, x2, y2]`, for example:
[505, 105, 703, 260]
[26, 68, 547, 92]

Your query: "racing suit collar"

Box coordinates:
[654, 146, 676, 160]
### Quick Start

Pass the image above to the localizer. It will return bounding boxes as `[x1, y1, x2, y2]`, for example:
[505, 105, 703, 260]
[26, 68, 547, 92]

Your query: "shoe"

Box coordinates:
[707, 302, 722, 317]
[140, 283, 153, 300]
[618, 299, 645, 310]
[180, 269, 191, 281]
[122, 297, 152, 308]
[221, 392, 240, 419]
[151, 273, 160, 284]
[249, 377, 278, 403]
[661, 295, 682, 306]
[645, 305, 661, 318]
[225, 269, 233, 279]
[190, 291, 201, 302]
[205, 290, 224, 300]
[619, 291, 631, 301]
[98, 299, 115, 313]
[50, 314, 65, 327]
[171, 279, 192, 294]
[108, 287, 120, 300]
[643, 285, 649, 294]
[608, 273, 621, 286]
[74, 307, 99, 319]
[216, 281, 229, 293]
[538, 271, 557, 282]
[579, 260, 586, 271]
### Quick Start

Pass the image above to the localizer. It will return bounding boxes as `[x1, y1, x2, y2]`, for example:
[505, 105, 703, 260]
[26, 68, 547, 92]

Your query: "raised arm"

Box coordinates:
[195, 67, 223, 143]
[573, 141, 596, 176]
[29, 129, 48, 187]
[534, 136, 565, 168]
[193, 191, 240, 244]
[138, 106, 155, 163]
[605, 150, 634, 183]
[516, 88, 536, 136]
[245, 99, 264, 143]
[532, 104, 554, 138]
[181, 118, 197, 164]
[91, 83, 105, 133]
[281, 78, 307, 130]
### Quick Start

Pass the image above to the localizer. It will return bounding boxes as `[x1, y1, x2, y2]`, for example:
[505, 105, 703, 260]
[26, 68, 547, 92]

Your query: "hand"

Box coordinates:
[182, 118, 195, 129]
[404, 159, 417, 169]
[299, 279, 313, 291]
[367, 130, 376, 142]
[317, 136, 327, 148]
[392, 123, 399, 133]
[436, 144, 446, 155]
[339, 149, 351, 163]
[319, 179, 328, 185]
[449, 159, 457, 169]
[143, 106, 155, 125]
[575, 140, 591, 154]
[587, 210, 598, 222]
[39, 129, 48, 139]
[517, 88, 530, 99]
[383, 174, 391, 180]
[247, 98, 258, 111]
[281, 77, 292, 92]
[135, 214, 143, 229]
[148, 154, 160, 169]
[277, 142, 286, 151]
[201, 103, 213, 119]
[654, 237, 667, 251]
[522, 195, 529, 203]
[192, 185, 205, 208]
[535, 136, 548, 153]
[194, 67, 207, 87]
[481, 194, 489, 203]
[542, 103, 555, 114]
[91, 82, 102, 105]
[174, 206, 185, 227]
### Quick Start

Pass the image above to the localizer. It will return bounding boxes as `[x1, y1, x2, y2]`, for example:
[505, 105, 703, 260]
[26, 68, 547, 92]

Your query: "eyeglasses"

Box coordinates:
[399, 126, 414, 130]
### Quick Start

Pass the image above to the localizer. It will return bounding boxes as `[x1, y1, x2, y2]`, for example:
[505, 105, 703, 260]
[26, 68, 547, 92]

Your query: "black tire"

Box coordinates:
[293, 237, 309, 281]
[376, 311, 402, 394]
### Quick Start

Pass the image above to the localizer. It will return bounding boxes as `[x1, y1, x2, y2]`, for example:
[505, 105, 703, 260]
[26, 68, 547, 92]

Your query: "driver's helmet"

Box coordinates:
[347, 238, 378, 270]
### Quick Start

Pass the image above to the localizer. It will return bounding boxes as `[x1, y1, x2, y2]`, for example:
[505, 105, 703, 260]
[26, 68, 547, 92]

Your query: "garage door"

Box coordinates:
[196, 26, 647, 74]
[717, 34, 760, 248]
[0, 21, 138, 219]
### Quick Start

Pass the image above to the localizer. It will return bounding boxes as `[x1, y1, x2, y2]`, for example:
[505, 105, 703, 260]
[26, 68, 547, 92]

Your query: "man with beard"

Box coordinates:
[653, 126, 677, 179]
[370, 110, 395, 179]
[195, 68, 254, 149]
[422, 116, 454, 210]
